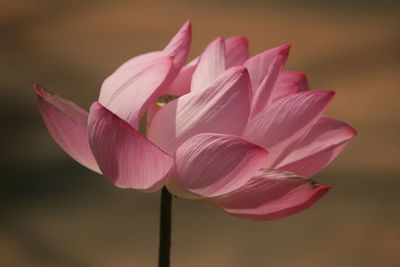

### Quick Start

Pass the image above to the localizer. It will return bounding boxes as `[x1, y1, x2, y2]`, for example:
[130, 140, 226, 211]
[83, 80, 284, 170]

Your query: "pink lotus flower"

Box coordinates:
[35, 21, 356, 221]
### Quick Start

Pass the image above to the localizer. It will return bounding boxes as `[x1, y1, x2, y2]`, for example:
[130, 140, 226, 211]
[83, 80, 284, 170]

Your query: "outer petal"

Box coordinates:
[278, 116, 357, 177]
[34, 83, 100, 173]
[148, 66, 251, 155]
[167, 133, 269, 199]
[88, 102, 172, 191]
[211, 169, 330, 221]
[115, 21, 191, 73]
[99, 57, 173, 128]
[191, 37, 226, 92]
[112, 51, 162, 74]
[244, 44, 291, 97]
[242, 90, 335, 168]
[271, 71, 308, 102]
[225, 36, 249, 67]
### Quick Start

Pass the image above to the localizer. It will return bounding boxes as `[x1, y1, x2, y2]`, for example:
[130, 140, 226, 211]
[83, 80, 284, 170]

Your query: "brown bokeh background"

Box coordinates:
[1, 0, 399, 266]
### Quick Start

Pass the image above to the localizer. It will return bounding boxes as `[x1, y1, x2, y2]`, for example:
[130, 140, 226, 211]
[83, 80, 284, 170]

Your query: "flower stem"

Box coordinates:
[158, 187, 172, 267]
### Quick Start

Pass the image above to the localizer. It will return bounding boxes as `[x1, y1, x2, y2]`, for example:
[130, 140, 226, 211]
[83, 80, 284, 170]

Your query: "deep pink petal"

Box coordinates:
[88, 102, 172, 191]
[225, 36, 249, 67]
[212, 169, 330, 221]
[99, 57, 173, 128]
[191, 37, 226, 92]
[148, 66, 251, 155]
[278, 116, 357, 177]
[167, 133, 268, 198]
[242, 90, 335, 168]
[34, 83, 100, 173]
[244, 44, 291, 97]
[271, 71, 308, 102]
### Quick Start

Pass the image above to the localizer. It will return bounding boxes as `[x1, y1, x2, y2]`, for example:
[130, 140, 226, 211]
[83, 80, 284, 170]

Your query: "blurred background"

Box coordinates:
[1, 0, 399, 266]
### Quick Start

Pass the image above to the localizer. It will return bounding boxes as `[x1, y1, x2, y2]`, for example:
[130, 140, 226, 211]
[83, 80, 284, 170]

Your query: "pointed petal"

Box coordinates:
[115, 21, 191, 74]
[278, 116, 357, 177]
[225, 36, 249, 67]
[34, 83, 100, 173]
[249, 52, 289, 118]
[191, 37, 226, 92]
[165, 35, 248, 96]
[167, 133, 268, 199]
[162, 20, 192, 72]
[99, 57, 173, 128]
[242, 90, 335, 168]
[88, 102, 172, 191]
[244, 44, 291, 97]
[148, 66, 251, 155]
[271, 71, 308, 102]
[212, 169, 330, 221]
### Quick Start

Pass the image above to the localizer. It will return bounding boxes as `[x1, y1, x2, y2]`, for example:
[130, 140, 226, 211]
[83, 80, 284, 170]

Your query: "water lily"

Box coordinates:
[34, 20, 356, 223]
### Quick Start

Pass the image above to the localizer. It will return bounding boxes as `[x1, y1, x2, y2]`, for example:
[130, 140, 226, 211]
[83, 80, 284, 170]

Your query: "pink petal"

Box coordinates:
[191, 37, 226, 92]
[225, 36, 249, 68]
[115, 21, 191, 73]
[278, 116, 357, 177]
[148, 66, 251, 155]
[244, 44, 291, 97]
[88, 102, 172, 191]
[211, 169, 330, 221]
[165, 58, 198, 96]
[162, 20, 192, 72]
[271, 71, 308, 102]
[242, 90, 335, 168]
[249, 52, 288, 118]
[167, 133, 269, 199]
[113, 51, 162, 73]
[34, 83, 100, 173]
[99, 57, 173, 128]
[165, 35, 248, 96]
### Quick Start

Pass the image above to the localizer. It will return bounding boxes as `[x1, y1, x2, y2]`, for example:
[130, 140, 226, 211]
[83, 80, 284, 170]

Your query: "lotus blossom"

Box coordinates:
[35, 21, 356, 221]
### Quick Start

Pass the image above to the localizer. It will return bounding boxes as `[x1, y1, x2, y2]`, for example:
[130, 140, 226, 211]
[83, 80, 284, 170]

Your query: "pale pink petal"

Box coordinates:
[115, 21, 191, 73]
[167, 133, 268, 199]
[34, 83, 100, 173]
[278, 116, 357, 177]
[99, 57, 173, 128]
[88, 102, 172, 191]
[113, 51, 162, 73]
[242, 90, 335, 168]
[148, 66, 251, 155]
[225, 36, 249, 67]
[244, 44, 291, 97]
[211, 169, 330, 221]
[191, 37, 226, 92]
[271, 71, 308, 102]
[249, 53, 288, 118]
